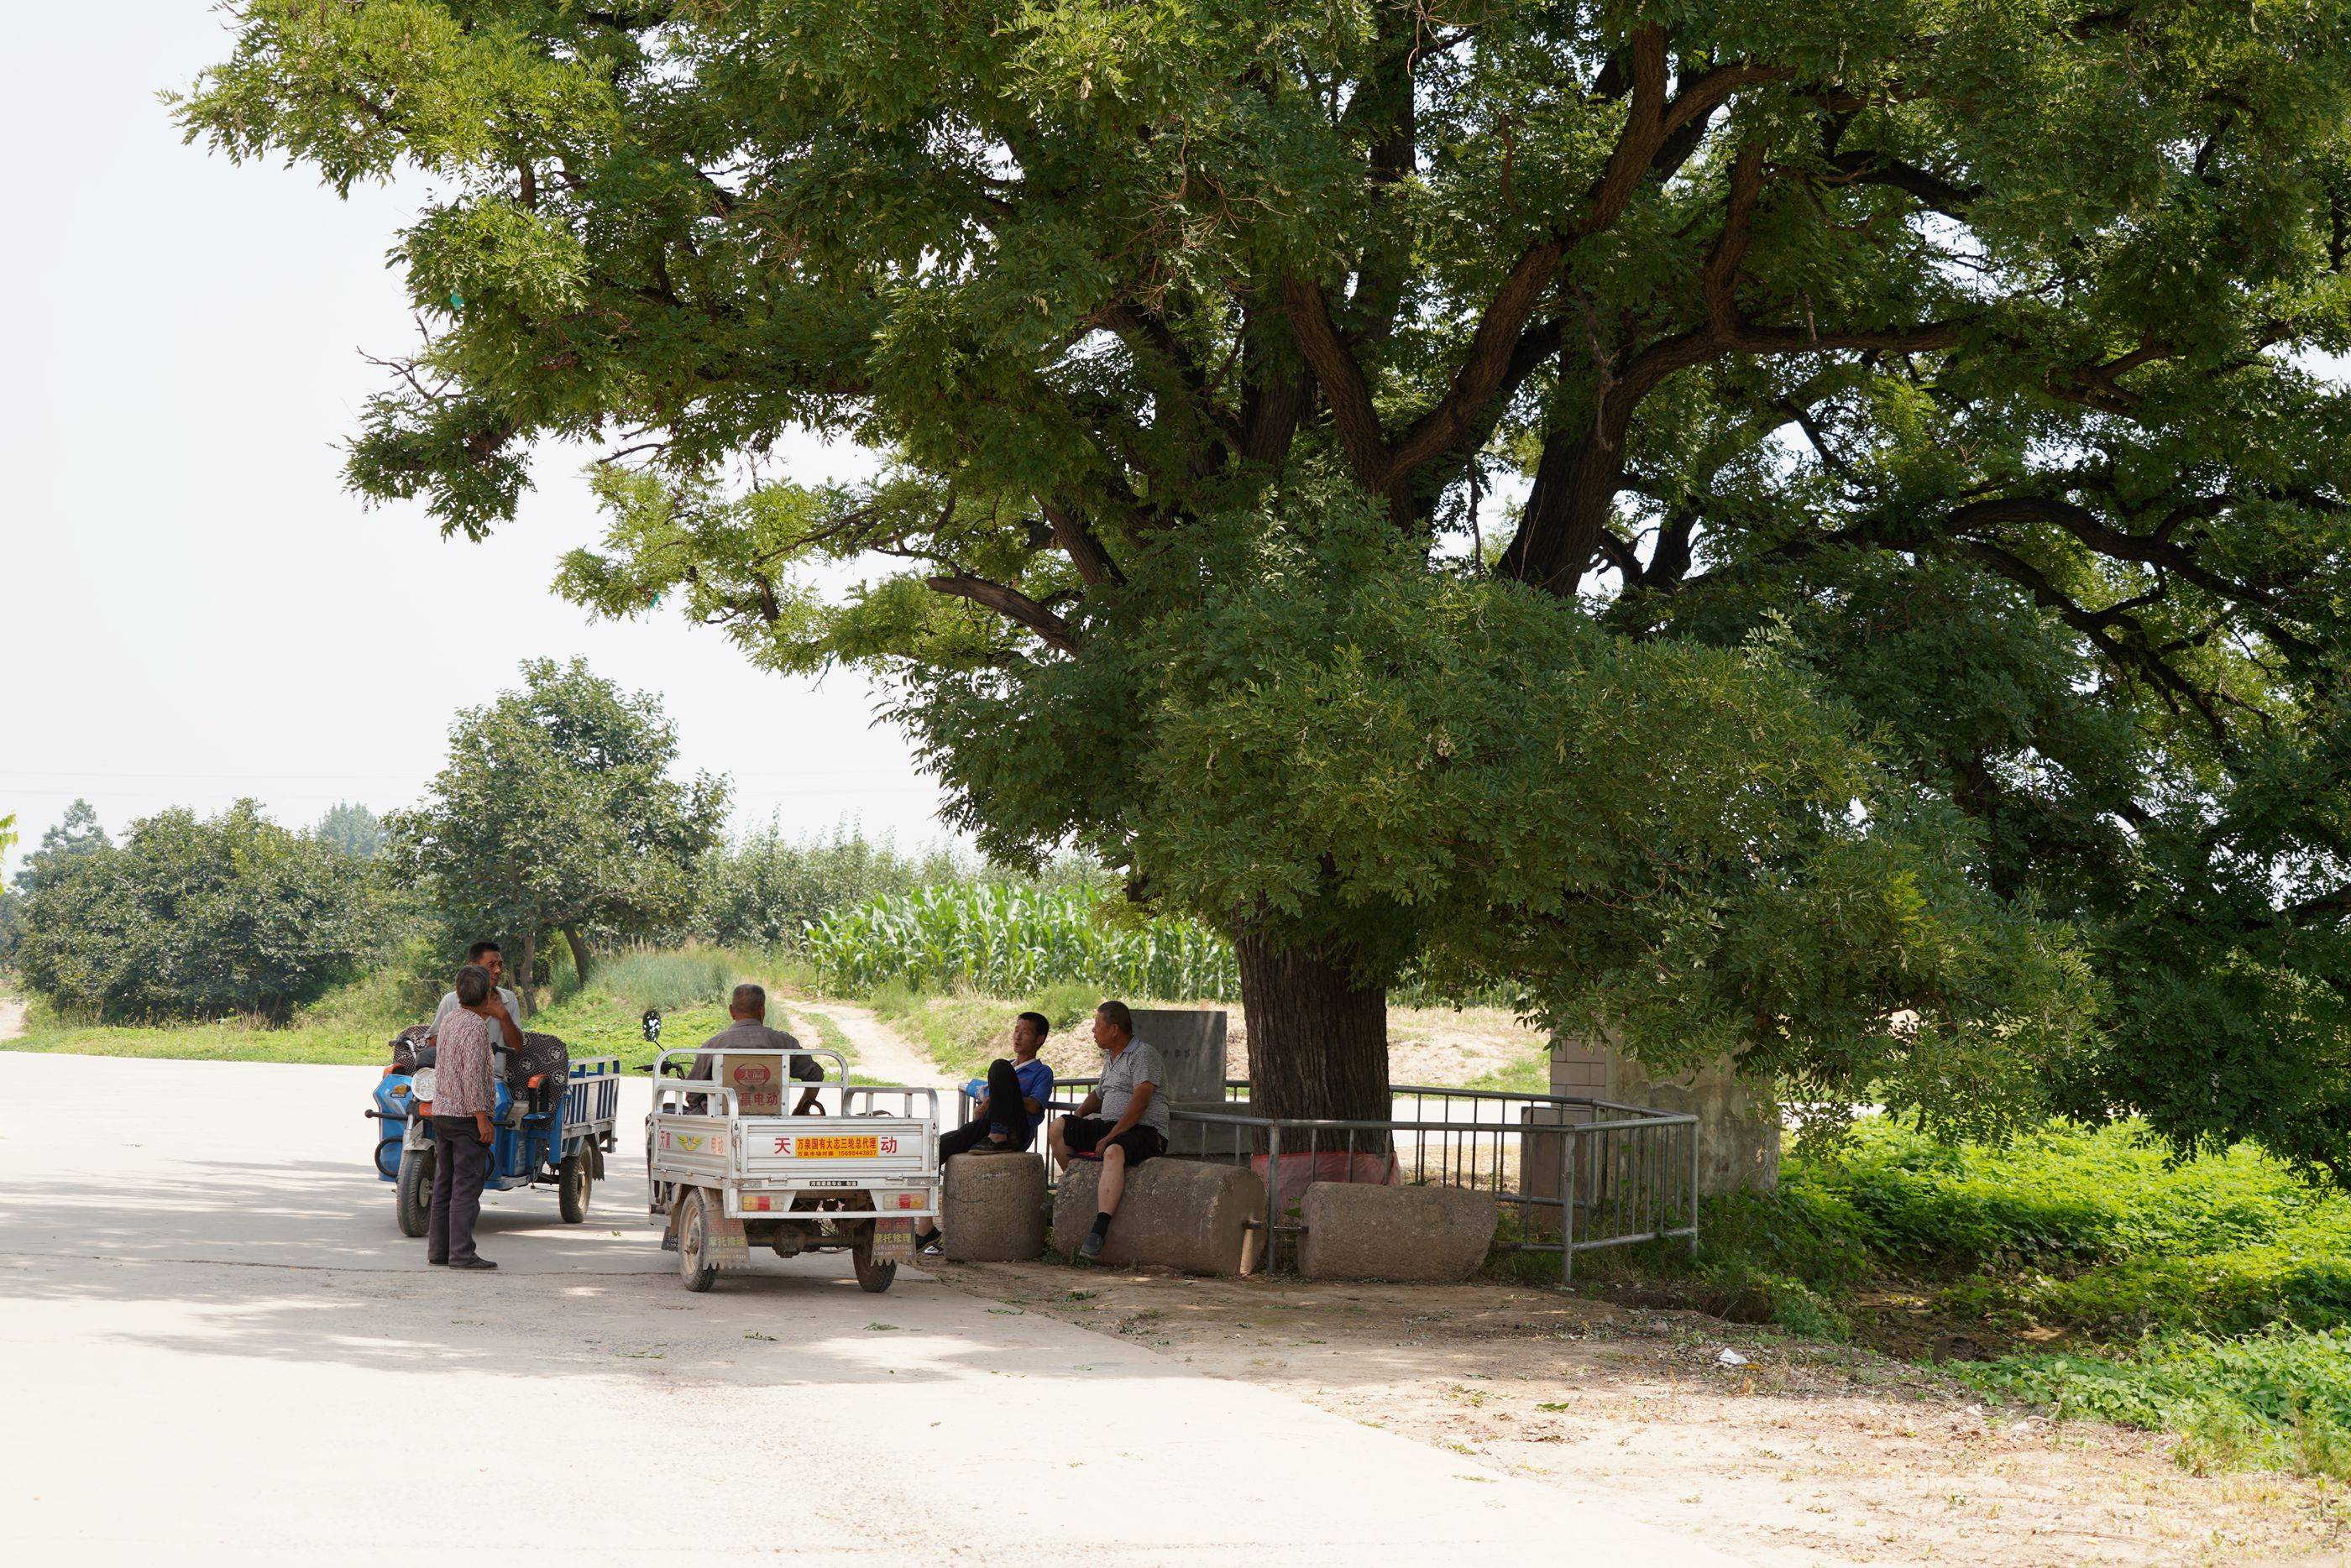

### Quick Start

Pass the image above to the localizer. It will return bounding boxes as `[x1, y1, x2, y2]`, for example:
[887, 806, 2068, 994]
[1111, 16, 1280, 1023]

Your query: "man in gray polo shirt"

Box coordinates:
[1049, 999, 1170, 1259]
[687, 983, 825, 1115]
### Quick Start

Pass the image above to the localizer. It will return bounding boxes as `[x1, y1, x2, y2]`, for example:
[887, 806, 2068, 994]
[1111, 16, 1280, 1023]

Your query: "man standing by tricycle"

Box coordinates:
[426, 964, 503, 1271]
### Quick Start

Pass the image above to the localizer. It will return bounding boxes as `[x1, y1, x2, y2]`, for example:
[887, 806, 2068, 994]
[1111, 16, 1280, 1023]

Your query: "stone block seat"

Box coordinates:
[1296, 1182, 1497, 1282]
[939, 1150, 1050, 1262]
[1052, 1157, 1265, 1276]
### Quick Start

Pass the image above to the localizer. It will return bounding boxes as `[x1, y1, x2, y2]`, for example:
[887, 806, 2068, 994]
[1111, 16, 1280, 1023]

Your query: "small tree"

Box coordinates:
[14, 799, 110, 896]
[312, 801, 386, 859]
[15, 802, 374, 1022]
[385, 659, 727, 990]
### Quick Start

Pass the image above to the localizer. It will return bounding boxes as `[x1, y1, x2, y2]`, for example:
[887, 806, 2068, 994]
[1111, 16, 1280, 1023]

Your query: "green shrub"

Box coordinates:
[1957, 1327, 2351, 1480]
[295, 936, 445, 1033]
[16, 802, 379, 1023]
[1035, 980, 1101, 1033]
[590, 947, 739, 1011]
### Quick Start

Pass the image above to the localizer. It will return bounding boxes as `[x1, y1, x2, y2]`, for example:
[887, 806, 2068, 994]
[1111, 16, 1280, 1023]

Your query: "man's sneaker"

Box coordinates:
[912, 1229, 943, 1255]
[448, 1256, 498, 1271]
[1078, 1229, 1105, 1260]
[979, 1137, 1024, 1153]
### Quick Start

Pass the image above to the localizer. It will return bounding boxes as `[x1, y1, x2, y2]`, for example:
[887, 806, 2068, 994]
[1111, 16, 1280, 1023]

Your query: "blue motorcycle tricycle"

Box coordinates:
[368, 1032, 623, 1237]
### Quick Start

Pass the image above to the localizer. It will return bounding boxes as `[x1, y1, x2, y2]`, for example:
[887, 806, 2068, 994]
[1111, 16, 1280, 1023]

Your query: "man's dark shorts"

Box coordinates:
[1061, 1117, 1166, 1165]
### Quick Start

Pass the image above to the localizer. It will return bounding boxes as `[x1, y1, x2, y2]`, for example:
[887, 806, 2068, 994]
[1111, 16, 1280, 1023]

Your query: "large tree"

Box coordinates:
[186, 3, 2351, 1166]
[385, 658, 727, 989]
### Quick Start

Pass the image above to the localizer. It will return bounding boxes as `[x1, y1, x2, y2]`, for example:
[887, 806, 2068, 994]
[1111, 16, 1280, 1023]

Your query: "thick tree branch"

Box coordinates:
[1035, 498, 1124, 587]
[1280, 275, 1392, 485]
[924, 573, 1081, 656]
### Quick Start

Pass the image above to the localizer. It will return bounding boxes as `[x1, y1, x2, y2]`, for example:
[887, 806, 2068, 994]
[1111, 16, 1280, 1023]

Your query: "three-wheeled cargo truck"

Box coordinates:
[644, 1045, 938, 1293]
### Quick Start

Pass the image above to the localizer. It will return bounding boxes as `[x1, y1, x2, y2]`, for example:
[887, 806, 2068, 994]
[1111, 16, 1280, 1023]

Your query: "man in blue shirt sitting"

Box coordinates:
[914, 1011, 1054, 1254]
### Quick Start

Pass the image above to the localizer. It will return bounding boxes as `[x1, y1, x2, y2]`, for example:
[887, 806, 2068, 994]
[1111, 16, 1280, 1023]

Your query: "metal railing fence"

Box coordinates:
[956, 1076, 1698, 1283]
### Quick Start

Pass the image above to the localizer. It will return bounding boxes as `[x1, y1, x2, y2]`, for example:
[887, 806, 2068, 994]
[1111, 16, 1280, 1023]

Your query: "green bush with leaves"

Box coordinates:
[1958, 1330, 2351, 1481]
[15, 802, 377, 1023]
[804, 886, 1239, 1001]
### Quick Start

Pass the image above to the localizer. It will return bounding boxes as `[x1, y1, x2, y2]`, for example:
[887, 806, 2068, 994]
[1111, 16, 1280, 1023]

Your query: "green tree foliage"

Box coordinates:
[14, 798, 112, 896]
[14, 802, 374, 1022]
[312, 800, 385, 859]
[185, 3, 2351, 1158]
[693, 821, 1068, 948]
[385, 658, 727, 983]
[804, 885, 1238, 1000]
[0, 812, 16, 966]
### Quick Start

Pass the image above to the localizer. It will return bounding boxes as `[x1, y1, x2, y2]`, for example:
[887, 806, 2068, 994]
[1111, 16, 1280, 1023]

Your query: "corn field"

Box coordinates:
[802, 886, 1240, 1000]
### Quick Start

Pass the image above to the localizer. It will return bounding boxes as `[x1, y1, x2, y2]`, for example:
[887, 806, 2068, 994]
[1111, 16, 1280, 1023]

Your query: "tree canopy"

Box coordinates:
[14, 799, 113, 896]
[14, 802, 375, 1023]
[312, 800, 387, 859]
[384, 658, 727, 985]
[186, 2, 2351, 1168]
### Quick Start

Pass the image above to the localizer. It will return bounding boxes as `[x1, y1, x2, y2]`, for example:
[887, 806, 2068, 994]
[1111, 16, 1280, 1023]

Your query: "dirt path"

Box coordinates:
[0, 993, 24, 1044]
[796, 1000, 958, 1090]
[933, 1262, 2348, 1567]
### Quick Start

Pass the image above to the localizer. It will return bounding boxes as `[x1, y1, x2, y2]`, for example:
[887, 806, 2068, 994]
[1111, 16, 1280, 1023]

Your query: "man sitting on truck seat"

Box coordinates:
[427, 964, 503, 1271]
[426, 940, 526, 1056]
[686, 984, 824, 1115]
[1049, 1001, 1170, 1260]
[911, 1011, 1055, 1255]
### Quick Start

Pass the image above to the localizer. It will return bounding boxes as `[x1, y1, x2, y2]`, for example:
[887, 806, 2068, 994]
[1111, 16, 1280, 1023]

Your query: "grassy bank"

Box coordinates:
[1, 947, 822, 1074]
[1581, 1116, 2351, 1479]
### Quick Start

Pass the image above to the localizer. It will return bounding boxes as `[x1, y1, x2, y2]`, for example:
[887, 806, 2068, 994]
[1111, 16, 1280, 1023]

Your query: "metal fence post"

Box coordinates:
[1264, 1122, 1282, 1277]
[1688, 1117, 1702, 1259]
[1560, 1122, 1577, 1288]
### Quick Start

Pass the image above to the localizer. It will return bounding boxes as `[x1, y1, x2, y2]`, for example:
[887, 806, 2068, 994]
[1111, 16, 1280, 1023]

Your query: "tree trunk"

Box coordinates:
[517, 930, 537, 1020]
[561, 926, 591, 989]
[1233, 929, 1390, 1132]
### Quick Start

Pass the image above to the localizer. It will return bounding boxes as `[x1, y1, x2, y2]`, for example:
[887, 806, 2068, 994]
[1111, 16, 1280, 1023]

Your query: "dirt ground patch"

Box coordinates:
[929, 1260, 2348, 1565]
[1225, 1003, 1545, 1087]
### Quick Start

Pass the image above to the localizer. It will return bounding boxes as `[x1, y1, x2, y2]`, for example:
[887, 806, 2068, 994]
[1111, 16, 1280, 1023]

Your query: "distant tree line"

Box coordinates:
[10, 801, 379, 1023]
[2, 661, 1078, 1025]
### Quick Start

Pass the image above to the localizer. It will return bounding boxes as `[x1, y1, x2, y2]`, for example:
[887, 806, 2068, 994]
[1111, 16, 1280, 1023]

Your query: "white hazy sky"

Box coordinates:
[0, 6, 950, 878]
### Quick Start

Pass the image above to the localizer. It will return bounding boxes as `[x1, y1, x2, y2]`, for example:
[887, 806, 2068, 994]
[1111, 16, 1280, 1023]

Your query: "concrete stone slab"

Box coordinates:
[1298, 1182, 1497, 1282]
[1052, 1156, 1265, 1275]
[940, 1150, 1050, 1261]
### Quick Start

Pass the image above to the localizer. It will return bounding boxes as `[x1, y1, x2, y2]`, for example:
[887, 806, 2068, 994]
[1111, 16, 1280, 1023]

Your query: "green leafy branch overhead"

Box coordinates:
[184, 1, 2351, 1163]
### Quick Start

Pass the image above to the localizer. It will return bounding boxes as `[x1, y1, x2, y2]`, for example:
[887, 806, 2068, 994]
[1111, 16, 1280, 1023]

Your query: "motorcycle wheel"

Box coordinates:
[395, 1146, 434, 1239]
[558, 1148, 592, 1224]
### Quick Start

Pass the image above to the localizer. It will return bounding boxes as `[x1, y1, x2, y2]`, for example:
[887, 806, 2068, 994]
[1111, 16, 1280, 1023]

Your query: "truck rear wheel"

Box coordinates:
[558, 1148, 592, 1224]
[851, 1224, 897, 1294]
[678, 1189, 718, 1293]
[395, 1146, 434, 1239]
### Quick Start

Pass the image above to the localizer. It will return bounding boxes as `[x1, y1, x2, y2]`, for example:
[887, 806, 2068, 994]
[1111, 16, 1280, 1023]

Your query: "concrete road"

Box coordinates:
[0, 1053, 1745, 1565]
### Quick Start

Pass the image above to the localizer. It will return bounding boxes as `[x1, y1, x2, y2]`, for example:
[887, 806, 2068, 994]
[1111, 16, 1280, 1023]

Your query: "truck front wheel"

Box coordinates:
[395, 1147, 434, 1239]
